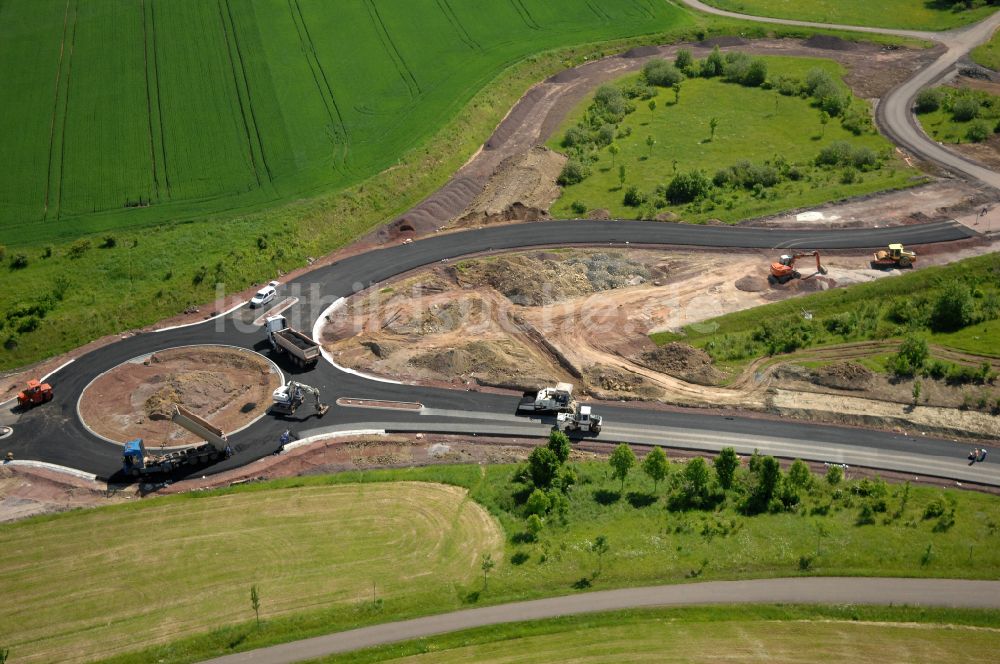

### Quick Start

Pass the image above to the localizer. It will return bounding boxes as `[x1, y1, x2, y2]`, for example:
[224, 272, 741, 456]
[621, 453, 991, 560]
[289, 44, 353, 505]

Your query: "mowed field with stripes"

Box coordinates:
[0, 0, 684, 245]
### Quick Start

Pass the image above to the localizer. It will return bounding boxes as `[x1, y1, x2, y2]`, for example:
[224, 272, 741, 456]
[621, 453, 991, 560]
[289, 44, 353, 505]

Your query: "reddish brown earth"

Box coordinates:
[78, 346, 281, 445]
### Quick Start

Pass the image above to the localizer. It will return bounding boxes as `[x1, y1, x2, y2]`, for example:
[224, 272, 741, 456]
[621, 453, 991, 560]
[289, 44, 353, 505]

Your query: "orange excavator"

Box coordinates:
[770, 251, 828, 284]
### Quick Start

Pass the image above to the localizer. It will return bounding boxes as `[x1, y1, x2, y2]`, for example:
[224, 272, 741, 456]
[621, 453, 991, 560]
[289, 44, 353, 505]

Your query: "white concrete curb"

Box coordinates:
[312, 297, 403, 385]
[280, 429, 386, 453]
[3, 459, 98, 482]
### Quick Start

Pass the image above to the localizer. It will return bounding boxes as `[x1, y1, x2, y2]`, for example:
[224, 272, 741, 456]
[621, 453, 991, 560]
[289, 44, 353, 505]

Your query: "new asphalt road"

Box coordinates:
[6, 219, 996, 487]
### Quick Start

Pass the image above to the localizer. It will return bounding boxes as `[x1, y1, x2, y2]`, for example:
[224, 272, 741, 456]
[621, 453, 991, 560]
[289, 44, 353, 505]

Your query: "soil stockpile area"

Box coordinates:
[79, 346, 281, 444]
[321, 248, 884, 396]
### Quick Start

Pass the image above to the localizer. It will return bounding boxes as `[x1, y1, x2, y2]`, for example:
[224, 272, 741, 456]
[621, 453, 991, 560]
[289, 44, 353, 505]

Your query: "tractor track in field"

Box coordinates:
[221, 0, 273, 184]
[43, 0, 75, 219]
[53, 0, 78, 220]
[287, 0, 350, 171]
[509, 0, 542, 31]
[217, 0, 262, 188]
[140, 0, 161, 201]
[436, 0, 481, 53]
[363, 0, 422, 98]
[148, 0, 170, 198]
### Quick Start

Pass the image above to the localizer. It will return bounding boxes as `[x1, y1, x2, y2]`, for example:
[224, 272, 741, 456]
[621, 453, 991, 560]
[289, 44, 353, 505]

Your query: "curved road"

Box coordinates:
[682, 0, 1000, 189]
[204, 577, 1000, 663]
[8, 219, 997, 488]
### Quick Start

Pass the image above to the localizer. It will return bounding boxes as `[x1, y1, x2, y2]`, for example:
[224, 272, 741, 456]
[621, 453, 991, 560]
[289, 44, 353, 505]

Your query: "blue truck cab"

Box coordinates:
[122, 439, 147, 474]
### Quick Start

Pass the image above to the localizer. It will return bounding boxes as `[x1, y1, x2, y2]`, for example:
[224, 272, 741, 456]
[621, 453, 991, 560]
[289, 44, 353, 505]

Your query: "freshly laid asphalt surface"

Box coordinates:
[6, 219, 993, 486]
[203, 577, 1000, 664]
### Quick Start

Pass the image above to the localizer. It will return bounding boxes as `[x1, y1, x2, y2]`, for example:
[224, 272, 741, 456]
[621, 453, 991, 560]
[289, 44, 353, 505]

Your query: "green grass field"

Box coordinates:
[0, 0, 689, 244]
[916, 86, 1000, 145]
[0, 481, 501, 663]
[324, 606, 1000, 663]
[7, 462, 997, 663]
[972, 27, 1000, 70]
[547, 55, 919, 221]
[700, 0, 996, 30]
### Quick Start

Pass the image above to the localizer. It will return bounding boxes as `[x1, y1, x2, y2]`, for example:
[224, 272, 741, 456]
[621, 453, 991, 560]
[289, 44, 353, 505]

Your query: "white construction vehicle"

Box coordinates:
[518, 382, 576, 413]
[558, 403, 602, 435]
[271, 381, 329, 417]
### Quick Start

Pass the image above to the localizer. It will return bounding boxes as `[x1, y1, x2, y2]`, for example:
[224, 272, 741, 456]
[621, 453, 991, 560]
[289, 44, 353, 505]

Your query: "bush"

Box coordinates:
[675, 48, 693, 71]
[914, 88, 943, 113]
[525, 488, 551, 516]
[931, 281, 975, 332]
[890, 333, 929, 376]
[66, 239, 91, 259]
[100, 235, 116, 249]
[743, 58, 768, 87]
[9, 254, 28, 270]
[623, 185, 646, 207]
[592, 84, 630, 121]
[562, 127, 587, 148]
[557, 160, 590, 186]
[804, 68, 835, 95]
[570, 200, 587, 215]
[815, 141, 853, 166]
[774, 75, 802, 96]
[966, 119, 992, 143]
[547, 430, 571, 464]
[665, 170, 711, 204]
[701, 46, 724, 77]
[952, 96, 980, 121]
[850, 147, 880, 171]
[826, 465, 844, 486]
[642, 59, 684, 87]
[787, 459, 812, 489]
[42, 246, 52, 259]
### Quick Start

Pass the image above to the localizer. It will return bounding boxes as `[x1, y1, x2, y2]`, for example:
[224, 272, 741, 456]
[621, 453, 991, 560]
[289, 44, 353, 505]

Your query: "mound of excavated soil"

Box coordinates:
[464, 252, 649, 305]
[585, 364, 661, 399]
[698, 36, 747, 48]
[635, 343, 723, 386]
[410, 340, 558, 391]
[79, 346, 281, 445]
[735, 275, 768, 292]
[811, 361, 873, 391]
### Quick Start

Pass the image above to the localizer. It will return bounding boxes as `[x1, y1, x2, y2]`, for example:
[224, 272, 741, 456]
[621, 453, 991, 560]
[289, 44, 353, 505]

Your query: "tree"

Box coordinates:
[642, 447, 668, 491]
[250, 584, 261, 627]
[675, 48, 693, 71]
[787, 459, 812, 489]
[743, 454, 781, 514]
[525, 488, 551, 516]
[481, 553, 495, 591]
[645, 135, 656, 157]
[609, 443, 636, 492]
[672, 82, 681, 104]
[819, 110, 830, 138]
[591, 535, 610, 575]
[890, 333, 929, 376]
[608, 142, 620, 167]
[714, 447, 740, 490]
[648, 98, 656, 119]
[643, 59, 684, 87]
[931, 281, 975, 332]
[526, 513, 543, 540]
[709, 117, 719, 141]
[912, 379, 922, 405]
[548, 429, 571, 463]
[681, 457, 712, 506]
[826, 464, 844, 486]
[0, 647, 8, 664]
[702, 46, 724, 77]
[528, 447, 561, 488]
[618, 164, 627, 189]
